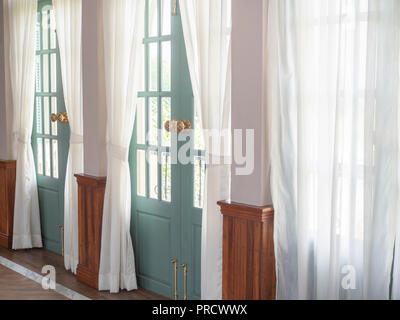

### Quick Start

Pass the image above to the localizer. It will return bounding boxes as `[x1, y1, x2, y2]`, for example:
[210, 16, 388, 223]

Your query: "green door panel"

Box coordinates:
[130, 0, 204, 300]
[32, 0, 70, 255]
[38, 186, 61, 253]
[136, 211, 174, 297]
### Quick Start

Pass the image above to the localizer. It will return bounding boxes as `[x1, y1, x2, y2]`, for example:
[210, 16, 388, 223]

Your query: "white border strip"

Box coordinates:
[0, 256, 90, 300]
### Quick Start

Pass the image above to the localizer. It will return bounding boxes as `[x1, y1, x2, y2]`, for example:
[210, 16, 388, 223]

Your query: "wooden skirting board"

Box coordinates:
[75, 174, 107, 289]
[218, 201, 276, 300]
[0, 160, 16, 249]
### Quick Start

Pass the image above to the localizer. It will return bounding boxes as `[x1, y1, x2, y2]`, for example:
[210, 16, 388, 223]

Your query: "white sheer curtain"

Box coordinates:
[53, 0, 83, 274]
[99, 0, 145, 293]
[181, 0, 232, 300]
[267, 0, 400, 299]
[1, 0, 15, 161]
[7, 0, 42, 250]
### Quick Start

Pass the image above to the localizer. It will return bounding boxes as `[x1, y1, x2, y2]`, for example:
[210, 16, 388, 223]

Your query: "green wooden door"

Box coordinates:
[32, 0, 70, 255]
[130, 0, 204, 300]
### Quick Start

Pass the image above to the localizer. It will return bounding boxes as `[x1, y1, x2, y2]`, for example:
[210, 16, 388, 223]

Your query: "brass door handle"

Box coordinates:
[51, 112, 69, 123]
[164, 119, 191, 133]
[181, 263, 188, 300]
[171, 259, 178, 300]
[58, 224, 64, 256]
[172, 0, 177, 16]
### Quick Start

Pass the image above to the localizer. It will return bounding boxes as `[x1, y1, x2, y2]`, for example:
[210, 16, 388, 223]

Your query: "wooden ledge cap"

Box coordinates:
[217, 200, 274, 222]
[0, 160, 16, 168]
[75, 174, 107, 186]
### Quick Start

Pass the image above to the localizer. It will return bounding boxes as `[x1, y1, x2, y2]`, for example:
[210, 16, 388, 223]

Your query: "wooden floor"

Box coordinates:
[0, 264, 68, 300]
[0, 247, 167, 300]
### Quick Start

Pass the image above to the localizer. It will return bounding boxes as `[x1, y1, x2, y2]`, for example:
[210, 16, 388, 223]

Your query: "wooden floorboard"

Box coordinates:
[0, 247, 167, 300]
[0, 264, 68, 300]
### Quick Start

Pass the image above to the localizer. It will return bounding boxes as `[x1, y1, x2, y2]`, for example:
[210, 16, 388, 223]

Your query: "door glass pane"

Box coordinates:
[149, 150, 158, 199]
[44, 97, 50, 135]
[136, 98, 146, 145]
[161, 0, 171, 36]
[52, 140, 59, 179]
[135, 0, 175, 204]
[50, 53, 57, 93]
[137, 150, 146, 197]
[161, 152, 171, 202]
[37, 138, 43, 175]
[36, 97, 42, 134]
[162, 97, 171, 147]
[161, 41, 171, 91]
[36, 13, 41, 50]
[42, 9, 49, 50]
[149, 97, 158, 146]
[194, 107, 205, 151]
[138, 46, 145, 92]
[50, 9, 56, 49]
[148, 0, 158, 37]
[51, 97, 57, 136]
[35, 56, 41, 92]
[44, 138, 51, 177]
[43, 55, 49, 92]
[194, 156, 206, 208]
[149, 42, 158, 91]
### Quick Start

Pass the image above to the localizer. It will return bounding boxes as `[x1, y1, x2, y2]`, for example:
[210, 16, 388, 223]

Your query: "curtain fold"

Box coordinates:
[7, 0, 42, 250]
[267, 0, 400, 300]
[2, 0, 15, 161]
[53, 0, 83, 275]
[180, 0, 232, 300]
[99, 0, 145, 293]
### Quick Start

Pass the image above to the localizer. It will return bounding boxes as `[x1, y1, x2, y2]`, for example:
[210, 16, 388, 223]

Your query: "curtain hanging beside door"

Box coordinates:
[99, 0, 145, 293]
[7, 0, 42, 250]
[180, 0, 232, 300]
[53, 0, 83, 274]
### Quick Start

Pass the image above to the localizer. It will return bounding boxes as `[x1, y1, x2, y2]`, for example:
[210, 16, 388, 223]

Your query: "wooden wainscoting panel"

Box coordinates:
[218, 201, 276, 300]
[0, 160, 16, 249]
[75, 174, 106, 289]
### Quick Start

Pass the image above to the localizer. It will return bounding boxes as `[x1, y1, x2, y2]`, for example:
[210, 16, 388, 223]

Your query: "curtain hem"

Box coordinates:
[12, 235, 43, 250]
[64, 254, 79, 274]
[98, 273, 138, 293]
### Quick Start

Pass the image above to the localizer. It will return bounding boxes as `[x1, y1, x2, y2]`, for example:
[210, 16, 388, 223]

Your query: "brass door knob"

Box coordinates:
[51, 112, 69, 123]
[182, 119, 192, 130]
[164, 119, 191, 133]
[164, 119, 182, 133]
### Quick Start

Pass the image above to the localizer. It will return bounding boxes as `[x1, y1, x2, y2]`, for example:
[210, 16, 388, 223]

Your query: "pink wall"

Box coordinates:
[82, 0, 107, 177]
[231, 0, 272, 206]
